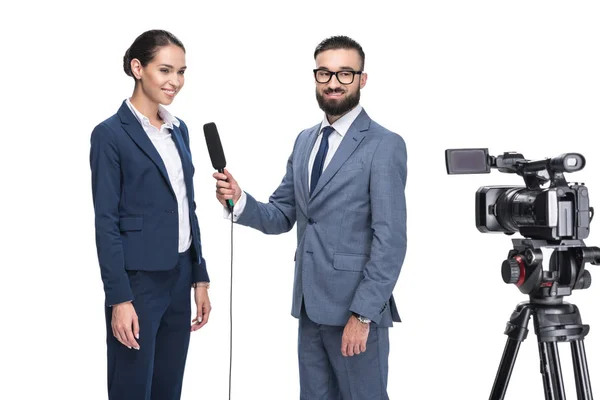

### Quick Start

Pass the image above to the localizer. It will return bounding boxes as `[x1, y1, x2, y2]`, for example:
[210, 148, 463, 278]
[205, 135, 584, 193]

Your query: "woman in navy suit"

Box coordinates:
[90, 30, 211, 400]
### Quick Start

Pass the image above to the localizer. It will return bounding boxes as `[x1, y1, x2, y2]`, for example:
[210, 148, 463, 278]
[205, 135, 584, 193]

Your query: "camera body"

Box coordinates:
[446, 148, 591, 242]
[476, 184, 591, 241]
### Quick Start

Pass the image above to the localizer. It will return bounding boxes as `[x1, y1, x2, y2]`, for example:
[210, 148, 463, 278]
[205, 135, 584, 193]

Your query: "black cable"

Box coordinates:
[229, 210, 234, 400]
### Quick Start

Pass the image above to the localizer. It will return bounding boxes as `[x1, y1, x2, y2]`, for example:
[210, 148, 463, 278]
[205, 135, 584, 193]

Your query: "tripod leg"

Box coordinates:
[538, 341, 567, 400]
[489, 339, 523, 400]
[571, 340, 594, 400]
[489, 305, 532, 400]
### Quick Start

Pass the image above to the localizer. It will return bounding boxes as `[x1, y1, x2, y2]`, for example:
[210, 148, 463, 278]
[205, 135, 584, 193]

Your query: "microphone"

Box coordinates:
[203, 122, 234, 212]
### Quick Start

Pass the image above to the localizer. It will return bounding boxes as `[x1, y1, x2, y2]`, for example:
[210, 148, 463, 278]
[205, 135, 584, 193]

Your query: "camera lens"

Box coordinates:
[494, 188, 539, 233]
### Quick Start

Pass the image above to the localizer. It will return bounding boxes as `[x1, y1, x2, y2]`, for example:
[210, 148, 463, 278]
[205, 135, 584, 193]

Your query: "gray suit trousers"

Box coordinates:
[298, 305, 390, 400]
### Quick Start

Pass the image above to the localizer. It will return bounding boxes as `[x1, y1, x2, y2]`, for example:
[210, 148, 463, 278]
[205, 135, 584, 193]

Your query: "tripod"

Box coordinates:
[489, 300, 592, 399]
[489, 239, 599, 400]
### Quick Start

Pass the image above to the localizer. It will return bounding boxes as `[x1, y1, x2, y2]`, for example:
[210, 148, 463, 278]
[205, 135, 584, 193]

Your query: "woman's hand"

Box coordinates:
[191, 286, 211, 331]
[111, 301, 140, 350]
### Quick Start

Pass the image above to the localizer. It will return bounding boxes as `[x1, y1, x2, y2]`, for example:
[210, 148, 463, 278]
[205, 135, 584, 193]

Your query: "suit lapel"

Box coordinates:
[309, 110, 370, 200]
[300, 124, 321, 206]
[117, 101, 175, 197]
[171, 125, 194, 202]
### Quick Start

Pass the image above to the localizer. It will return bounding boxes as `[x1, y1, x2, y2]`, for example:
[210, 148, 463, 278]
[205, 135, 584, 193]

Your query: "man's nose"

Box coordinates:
[327, 73, 342, 89]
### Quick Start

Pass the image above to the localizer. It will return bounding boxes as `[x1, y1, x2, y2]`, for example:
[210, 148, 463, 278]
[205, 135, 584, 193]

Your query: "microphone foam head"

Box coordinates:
[203, 122, 227, 170]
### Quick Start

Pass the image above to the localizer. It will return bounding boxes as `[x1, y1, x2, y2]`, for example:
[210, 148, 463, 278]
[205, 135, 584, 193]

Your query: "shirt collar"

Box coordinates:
[319, 104, 363, 137]
[125, 98, 180, 129]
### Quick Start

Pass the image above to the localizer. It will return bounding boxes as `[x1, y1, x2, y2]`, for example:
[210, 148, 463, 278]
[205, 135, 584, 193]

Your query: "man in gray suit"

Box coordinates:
[214, 36, 407, 400]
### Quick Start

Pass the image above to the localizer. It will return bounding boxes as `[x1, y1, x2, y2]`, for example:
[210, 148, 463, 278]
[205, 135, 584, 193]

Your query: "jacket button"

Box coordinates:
[308, 218, 315, 225]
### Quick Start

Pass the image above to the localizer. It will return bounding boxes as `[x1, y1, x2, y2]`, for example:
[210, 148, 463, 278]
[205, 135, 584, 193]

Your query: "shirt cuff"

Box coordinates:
[222, 191, 247, 222]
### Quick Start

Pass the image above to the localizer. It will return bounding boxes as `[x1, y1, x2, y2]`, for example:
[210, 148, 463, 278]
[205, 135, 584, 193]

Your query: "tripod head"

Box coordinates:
[502, 239, 600, 302]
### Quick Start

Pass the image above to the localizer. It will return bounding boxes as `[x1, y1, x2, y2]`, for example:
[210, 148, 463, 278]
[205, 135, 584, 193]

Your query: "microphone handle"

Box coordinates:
[218, 168, 235, 212]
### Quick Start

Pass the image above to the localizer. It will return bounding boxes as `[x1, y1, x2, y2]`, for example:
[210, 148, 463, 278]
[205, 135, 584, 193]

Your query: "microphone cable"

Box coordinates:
[202, 122, 236, 398]
[228, 210, 234, 400]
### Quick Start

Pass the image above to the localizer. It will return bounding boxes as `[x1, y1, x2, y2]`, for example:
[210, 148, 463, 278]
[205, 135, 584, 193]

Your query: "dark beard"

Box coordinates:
[316, 88, 360, 117]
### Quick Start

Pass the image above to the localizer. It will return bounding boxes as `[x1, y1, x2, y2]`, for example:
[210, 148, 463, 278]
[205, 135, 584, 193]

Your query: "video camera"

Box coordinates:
[446, 148, 600, 399]
[445, 148, 600, 297]
[445, 148, 592, 241]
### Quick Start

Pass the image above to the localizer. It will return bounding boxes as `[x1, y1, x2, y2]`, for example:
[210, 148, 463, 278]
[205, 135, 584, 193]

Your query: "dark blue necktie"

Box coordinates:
[310, 126, 335, 195]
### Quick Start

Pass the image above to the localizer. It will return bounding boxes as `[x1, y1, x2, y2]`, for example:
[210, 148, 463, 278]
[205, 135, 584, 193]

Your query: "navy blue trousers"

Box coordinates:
[105, 250, 192, 400]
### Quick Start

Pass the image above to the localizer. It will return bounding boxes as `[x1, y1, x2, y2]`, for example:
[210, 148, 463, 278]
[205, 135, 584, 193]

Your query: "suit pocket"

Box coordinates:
[120, 217, 144, 269]
[119, 216, 143, 232]
[339, 161, 364, 172]
[333, 253, 369, 272]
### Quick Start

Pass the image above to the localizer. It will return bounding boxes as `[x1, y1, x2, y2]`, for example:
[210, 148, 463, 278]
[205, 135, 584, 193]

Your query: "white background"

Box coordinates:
[1, 1, 599, 399]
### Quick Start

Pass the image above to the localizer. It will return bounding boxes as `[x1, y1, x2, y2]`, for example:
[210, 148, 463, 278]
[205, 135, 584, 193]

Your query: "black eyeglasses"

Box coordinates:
[313, 69, 363, 84]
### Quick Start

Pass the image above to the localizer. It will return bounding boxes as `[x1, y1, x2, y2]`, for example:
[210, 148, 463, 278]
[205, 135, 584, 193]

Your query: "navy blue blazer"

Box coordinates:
[90, 101, 208, 306]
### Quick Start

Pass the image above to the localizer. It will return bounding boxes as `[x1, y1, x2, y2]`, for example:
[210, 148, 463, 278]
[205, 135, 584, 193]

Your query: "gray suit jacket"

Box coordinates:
[237, 109, 407, 327]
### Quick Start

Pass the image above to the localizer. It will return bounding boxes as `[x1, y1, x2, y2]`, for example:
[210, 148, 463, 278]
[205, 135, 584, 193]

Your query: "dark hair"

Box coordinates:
[123, 30, 185, 78]
[314, 36, 365, 70]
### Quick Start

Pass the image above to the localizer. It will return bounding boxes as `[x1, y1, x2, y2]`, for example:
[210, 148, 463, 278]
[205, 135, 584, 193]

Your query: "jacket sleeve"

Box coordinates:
[235, 133, 301, 235]
[350, 134, 407, 324]
[178, 120, 209, 283]
[90, 123, 133, 306]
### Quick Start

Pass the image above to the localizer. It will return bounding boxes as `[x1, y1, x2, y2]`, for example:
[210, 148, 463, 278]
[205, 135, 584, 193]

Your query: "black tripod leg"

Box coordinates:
[571, 340, 594, 400]
[489, 306, 532, 400]
[538, 341, 567, 400]
[489, 339, 524, 400]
